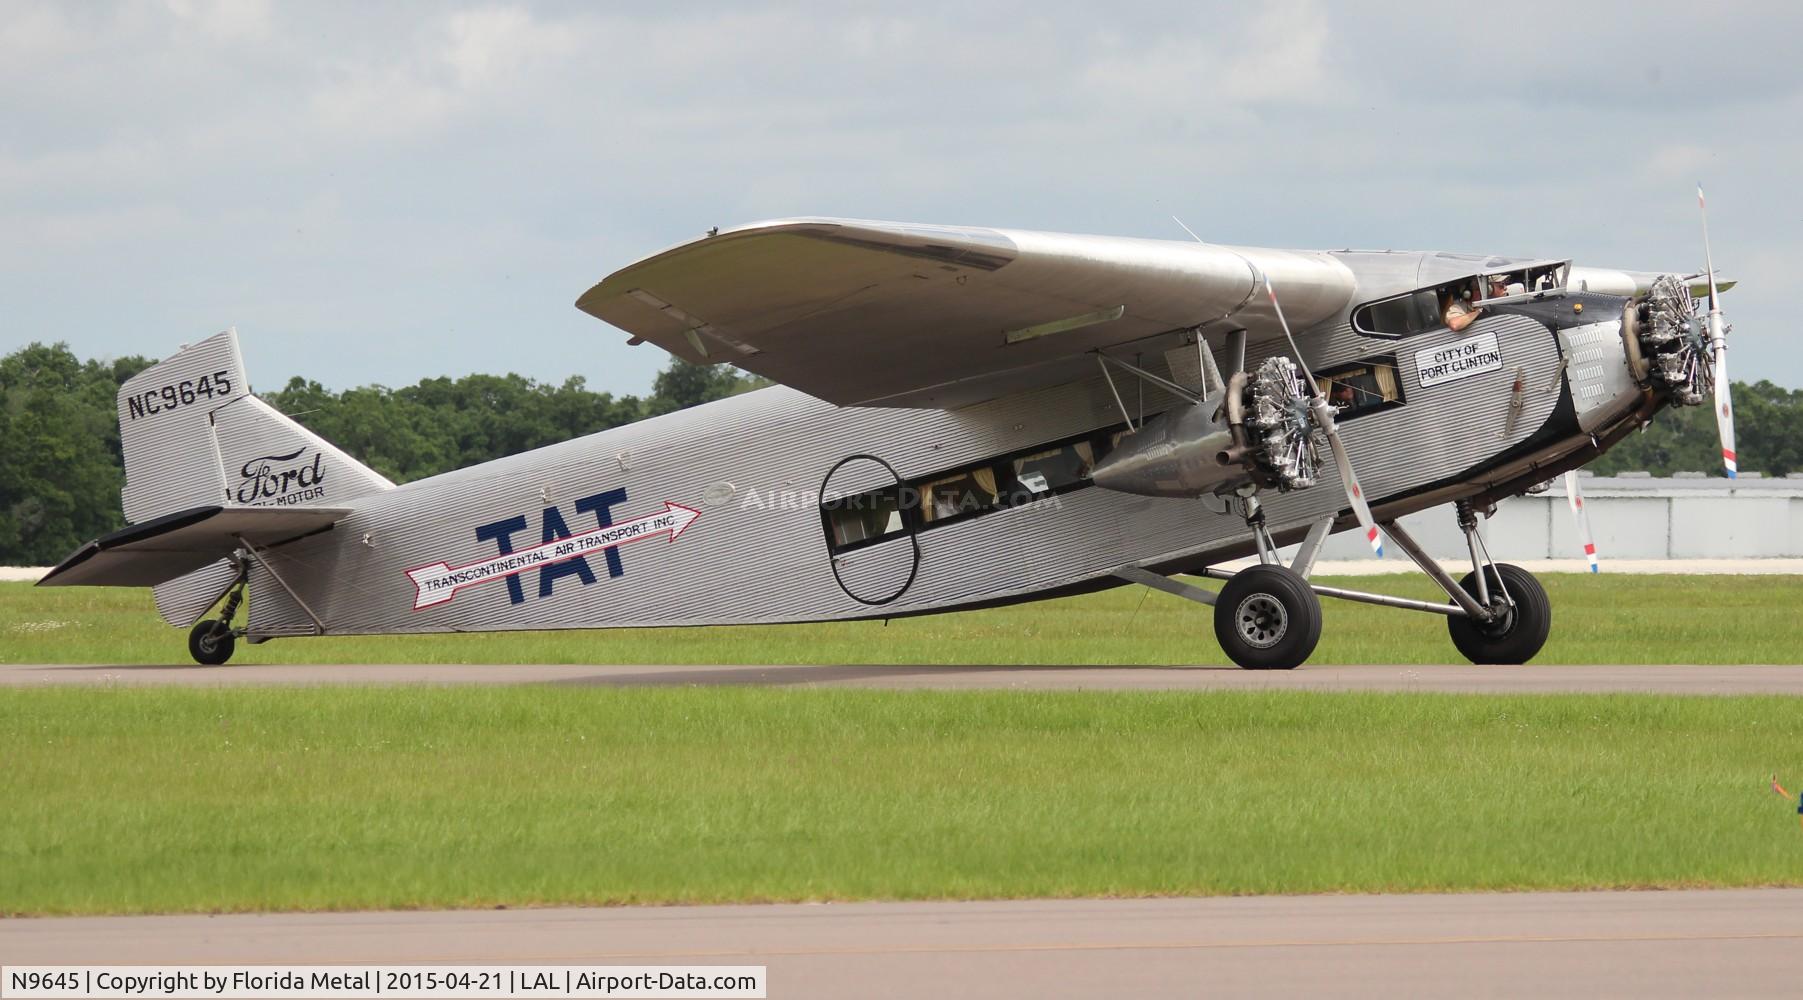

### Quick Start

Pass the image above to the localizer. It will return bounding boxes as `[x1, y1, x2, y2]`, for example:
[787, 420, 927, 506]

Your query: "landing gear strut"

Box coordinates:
[1211, 493, 1322, 670]
[1117, 495, 1553, 670]
[1443, 503, 1550, 663]
[1447, 563, 1550, 664]
[188, 561, 248, 666]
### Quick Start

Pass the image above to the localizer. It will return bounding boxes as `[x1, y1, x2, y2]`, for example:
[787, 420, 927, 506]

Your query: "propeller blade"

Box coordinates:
[1715, 355, 1737, 479]
[1699, 184, 1737, 479]
[1315, 398, 1384, 557]
[1262, 274, 1317, 385]
[1563, 471, 1599, 573]
[1263, 272, 1383, 556]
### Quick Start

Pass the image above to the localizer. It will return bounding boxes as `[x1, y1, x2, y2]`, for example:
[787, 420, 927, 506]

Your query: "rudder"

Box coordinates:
[118, 328, 394, 521]
[113, 329, 395, 626]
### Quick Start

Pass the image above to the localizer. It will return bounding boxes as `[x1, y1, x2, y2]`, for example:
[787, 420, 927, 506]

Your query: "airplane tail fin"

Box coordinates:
[99, 329, 395, 623]
[118, 328, 394, 523]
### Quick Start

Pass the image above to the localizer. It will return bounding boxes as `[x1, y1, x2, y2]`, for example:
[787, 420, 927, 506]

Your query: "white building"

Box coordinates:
[1308, 474, 1803, 563]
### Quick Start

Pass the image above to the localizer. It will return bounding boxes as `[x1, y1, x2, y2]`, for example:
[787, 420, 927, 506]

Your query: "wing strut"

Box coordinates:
[1093, 350, 1205, 432]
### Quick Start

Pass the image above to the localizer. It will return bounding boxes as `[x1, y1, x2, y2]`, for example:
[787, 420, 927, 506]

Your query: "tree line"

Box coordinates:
[0, 343, 763, 565]
[2, 341, 1799, 565]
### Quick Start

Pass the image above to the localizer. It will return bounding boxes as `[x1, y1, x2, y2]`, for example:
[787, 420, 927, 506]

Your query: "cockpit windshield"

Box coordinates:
[1353, 261, 1570, 338]
[1473, 261, 1570, 303]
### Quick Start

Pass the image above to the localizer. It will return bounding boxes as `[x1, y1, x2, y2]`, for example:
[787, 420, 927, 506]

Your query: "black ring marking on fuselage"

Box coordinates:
[820, 453, 921, 607]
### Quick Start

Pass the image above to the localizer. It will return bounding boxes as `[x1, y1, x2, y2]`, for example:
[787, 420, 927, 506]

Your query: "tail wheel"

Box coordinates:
[1446, 563, 1551, 665]
[188, 619, 236, 666]
[1213, 564, 1322, 670]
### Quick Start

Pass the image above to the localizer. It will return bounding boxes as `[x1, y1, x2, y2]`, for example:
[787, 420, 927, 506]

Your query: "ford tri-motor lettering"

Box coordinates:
[237, 448, 326, 506]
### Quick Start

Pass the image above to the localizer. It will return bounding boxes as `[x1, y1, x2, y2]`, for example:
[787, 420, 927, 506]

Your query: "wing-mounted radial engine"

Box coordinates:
[1090, 273, 1395, 670]
[1091, 272, 1383, 556]
[1090, 355, 1324, 499]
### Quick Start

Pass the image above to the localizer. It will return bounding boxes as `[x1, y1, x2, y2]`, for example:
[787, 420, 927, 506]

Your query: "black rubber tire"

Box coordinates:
[1446, 563, 1551, 665]
[1214, 564, 1323, 670]
[188, 619, 236, 666]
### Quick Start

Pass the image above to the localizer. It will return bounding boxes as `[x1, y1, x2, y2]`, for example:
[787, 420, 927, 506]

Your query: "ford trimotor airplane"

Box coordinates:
[41, 193, 1739, 669]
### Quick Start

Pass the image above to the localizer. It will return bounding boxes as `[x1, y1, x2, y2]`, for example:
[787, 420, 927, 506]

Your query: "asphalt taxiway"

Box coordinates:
[4, 661, 1803, 694]
[4, 890, 1801, 998]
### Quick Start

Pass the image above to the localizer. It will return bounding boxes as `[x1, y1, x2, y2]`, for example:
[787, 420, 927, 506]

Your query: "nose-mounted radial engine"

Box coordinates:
[1621, 186, 1738, 478]
[1626, 274, 1714, 406]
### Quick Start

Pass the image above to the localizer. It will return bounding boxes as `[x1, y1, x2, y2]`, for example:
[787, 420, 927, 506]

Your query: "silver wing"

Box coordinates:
[577, 218, 1357, 408]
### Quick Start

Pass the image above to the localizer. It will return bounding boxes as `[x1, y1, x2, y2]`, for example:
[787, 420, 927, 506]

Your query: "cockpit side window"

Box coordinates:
[1353, 287, 1450, 338]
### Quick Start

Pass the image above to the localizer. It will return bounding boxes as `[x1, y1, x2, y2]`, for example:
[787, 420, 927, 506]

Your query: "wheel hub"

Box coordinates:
[1234, 594, 1289, 648]
[1478, 597, 1516, 637]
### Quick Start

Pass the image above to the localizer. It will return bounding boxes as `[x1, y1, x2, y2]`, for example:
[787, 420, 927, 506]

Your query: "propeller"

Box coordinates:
[1261, 272, 1384, 557]
[1698, 184, 1737, 479]
[1563, 471, 1599, 573]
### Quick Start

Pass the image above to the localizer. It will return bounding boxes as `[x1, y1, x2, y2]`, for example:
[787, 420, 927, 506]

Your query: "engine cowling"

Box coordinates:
[1089, 357, 1325, 498]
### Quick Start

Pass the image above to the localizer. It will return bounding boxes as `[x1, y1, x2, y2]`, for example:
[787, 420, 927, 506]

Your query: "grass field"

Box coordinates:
[5, 578, 1801, 916]
[4, 574, 1802, 666]
[3, 686, 1802, 915]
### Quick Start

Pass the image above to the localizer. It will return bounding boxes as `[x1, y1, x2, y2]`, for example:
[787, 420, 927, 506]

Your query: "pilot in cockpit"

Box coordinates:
[1441, 282, 1483, 332]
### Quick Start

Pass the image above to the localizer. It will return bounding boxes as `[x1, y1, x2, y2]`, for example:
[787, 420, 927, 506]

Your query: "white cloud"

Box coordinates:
[162, 0, 272, 42]
[1221, 1, 1334, 103]
[0, 0, 1799, 393]
[308, 62, 462, 140]
[441, 6, 580, 90]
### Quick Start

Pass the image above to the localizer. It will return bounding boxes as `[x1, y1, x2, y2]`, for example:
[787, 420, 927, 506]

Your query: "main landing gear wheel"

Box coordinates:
[1446, 563, 1550, 665]
[1214, 564, 1322, 670]
[188, 619, 236, 666]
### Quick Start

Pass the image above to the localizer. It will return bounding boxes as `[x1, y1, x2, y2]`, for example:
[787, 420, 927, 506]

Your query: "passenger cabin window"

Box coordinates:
[1317, 358, 1404, 419]
[820, 423, 1135, 554]
[920, 468, 1001, 524]
[825, 487, 906, 548]
[1008, 441, 1094, 499]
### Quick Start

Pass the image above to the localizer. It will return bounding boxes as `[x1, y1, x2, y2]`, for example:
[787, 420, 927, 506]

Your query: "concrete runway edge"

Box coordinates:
[4, 891, 1802, 998]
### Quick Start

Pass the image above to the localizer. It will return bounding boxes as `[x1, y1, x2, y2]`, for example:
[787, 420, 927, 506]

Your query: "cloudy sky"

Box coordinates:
[4, 1, 1799, 396]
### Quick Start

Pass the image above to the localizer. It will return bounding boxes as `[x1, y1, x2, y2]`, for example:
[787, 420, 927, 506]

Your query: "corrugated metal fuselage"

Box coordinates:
[241, 261, 1646, 639]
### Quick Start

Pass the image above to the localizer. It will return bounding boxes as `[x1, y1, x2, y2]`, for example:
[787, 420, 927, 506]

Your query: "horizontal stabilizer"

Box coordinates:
[37, 505, 350, 588]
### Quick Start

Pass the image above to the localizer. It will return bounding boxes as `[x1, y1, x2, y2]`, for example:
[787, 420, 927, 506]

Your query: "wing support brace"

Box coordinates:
[1289, 516, 1334, 579]
[1111, 564, 1217, 606]
[234, 533, 327, 636]
[1094, 349, 1205, 430]
[1372, 519, 1489, 621]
